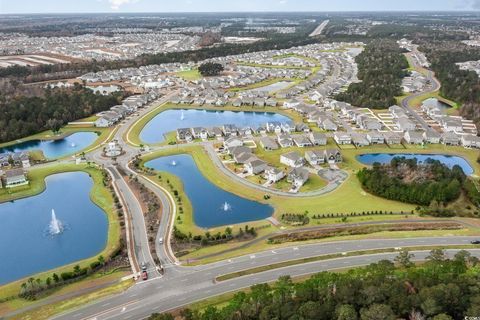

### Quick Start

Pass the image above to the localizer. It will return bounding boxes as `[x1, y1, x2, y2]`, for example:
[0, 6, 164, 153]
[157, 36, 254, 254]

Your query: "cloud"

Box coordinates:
[108, 0, 139, 10]
[279, 0, 288, 4]
[472, 0, 480, 9]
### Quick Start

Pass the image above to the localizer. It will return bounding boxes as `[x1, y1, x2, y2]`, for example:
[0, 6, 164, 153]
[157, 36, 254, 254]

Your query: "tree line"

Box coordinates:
[357, 157, 468, 207]
[0, 84, 124, 143]
[149, 249, 480, 320]
[335, 39, 408, 109]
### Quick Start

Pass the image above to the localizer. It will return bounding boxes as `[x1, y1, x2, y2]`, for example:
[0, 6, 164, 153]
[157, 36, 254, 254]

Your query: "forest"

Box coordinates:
[356, 157, 468, 206]
[335, 39, 408, 108]
[0, 84, 123, 143]
[148, 249, 480, 320]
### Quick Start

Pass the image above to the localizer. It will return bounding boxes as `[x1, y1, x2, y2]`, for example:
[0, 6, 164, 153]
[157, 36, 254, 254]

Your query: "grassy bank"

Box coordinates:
[0, 163, 121, 304]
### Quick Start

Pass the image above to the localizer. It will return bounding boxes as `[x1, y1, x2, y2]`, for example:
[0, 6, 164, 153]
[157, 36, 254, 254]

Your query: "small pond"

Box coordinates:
[145, 154, 273, 228]
[0, 132, 99, 159]
[0, 172, 108, 285]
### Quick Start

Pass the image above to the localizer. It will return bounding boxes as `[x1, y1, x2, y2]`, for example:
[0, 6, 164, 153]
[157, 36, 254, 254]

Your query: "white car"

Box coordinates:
[158, 237, 163, 244]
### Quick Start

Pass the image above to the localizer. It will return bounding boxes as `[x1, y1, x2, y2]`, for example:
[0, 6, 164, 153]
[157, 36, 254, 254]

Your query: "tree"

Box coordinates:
[432, 314, 453, 320]
[52, 273, 60, 283]
[98, 255, 105, 266]
[46, 118, 62, 134]
[198, 62, 224, 76]
[336, 304, 358, 320]
[360, 304, 396, 320]
[395, 250, 415, 268]
[427, 249, 446, 262]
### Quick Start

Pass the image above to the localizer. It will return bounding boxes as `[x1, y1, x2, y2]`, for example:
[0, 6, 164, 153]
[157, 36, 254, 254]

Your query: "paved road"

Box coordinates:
[309, 20, 329, 37]
[400, 48, 441, 131]
[52, 237, 479, 320]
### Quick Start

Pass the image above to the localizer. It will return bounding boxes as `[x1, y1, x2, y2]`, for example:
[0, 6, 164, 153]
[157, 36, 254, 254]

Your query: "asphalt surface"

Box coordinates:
[52, 238, 480, 320]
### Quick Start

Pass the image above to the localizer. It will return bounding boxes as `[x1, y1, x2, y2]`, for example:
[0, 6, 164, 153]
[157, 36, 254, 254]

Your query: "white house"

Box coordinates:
[280, 151, 305, 168]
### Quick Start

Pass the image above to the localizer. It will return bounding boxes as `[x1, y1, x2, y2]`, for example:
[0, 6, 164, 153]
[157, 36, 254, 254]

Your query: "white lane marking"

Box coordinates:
[101, 303, 111, 307]
[129, 293, 138, 298]
[271, 250, 277, 254]
[293, 247, 299, 251]
[121, 307, 126, 313]
[250, 255, 256, 259]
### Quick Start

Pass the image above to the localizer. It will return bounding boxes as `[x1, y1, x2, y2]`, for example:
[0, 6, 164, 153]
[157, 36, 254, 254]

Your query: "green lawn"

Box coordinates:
[0, 163, 121, 302]
[176, 69, 202, 81]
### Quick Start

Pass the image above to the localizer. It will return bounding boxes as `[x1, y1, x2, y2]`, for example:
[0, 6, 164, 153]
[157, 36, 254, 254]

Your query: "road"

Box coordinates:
[203, 142, 349, 197]
[52, 237, 479, 320]
[309, 20, 329, 37]
[400, 47, 441, 131]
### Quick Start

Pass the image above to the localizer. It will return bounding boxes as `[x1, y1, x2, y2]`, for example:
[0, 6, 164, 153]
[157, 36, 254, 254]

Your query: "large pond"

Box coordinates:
[145, 154, 273, 228]
[140, 109, 291, 144]
[0, 172, 108, 285]
[0, 132, 99, 159]
[356, 153, 474, 175]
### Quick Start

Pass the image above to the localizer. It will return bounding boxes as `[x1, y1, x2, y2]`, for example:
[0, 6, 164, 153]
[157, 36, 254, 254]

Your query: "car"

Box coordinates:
[141, 263, 147, 271]
[158, 237, 163, 244]
[471, 240, 480, 245]
[142, 270, 148, 281]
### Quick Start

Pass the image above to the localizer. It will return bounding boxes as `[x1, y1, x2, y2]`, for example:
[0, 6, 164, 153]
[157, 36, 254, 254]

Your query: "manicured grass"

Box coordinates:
[9, 277, 134, 320]
[0, 163, 121, 302]
[228, 78, 292, 93]
[126, 103, 302, 147]
[236, 62, 311, 70]
[176, 69, 202, 81]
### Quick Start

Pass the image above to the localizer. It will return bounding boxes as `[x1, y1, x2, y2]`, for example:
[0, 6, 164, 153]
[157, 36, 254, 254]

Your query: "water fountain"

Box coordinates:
[171, 160, 177, 166]
[222, 201, 232, 212]
[70, 142, 76, 148]
[180, 111, 185, 121]
[48, 209, 63, 235]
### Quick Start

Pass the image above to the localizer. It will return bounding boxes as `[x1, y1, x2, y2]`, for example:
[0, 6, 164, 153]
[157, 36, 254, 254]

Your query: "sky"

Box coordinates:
[1, 0, 480, 14]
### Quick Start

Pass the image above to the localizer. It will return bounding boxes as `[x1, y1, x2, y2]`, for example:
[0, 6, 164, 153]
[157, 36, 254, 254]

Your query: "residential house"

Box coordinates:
[244, 158, 268, 175]
[309, 132, 327, 146]
[293, 135, 313, 148]
[383, 132, 403, 145]
[11, 152, 30, 168]
[4, 168, 28, 188]
[423, 130, 441, 144]
[277, 134, 294, 148]
[305, 150, 325, 166]
[461, 134, 480, 148]
[177, 128, 193, 142]
[366, 131, 385, 144]
[287, 167, 309, 188]
[396, 117, 416, 131]
[230, 146, 255, 164]
[0, 153, 10, 167]
[224, 137, 244, 151]
[441, 132, 460, 146]
[280, 151, 305, 168]
[334, 132, 352, 145]
[325, 149, 342, 164]
[404, 131, 425, 144]
[264, 166, 285, 183]
[351, 133, 370, 147]
[259, 137, 279, 151]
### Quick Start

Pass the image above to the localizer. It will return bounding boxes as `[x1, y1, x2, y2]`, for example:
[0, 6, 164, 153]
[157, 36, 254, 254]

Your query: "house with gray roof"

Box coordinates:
[309, 132, 327, 146]
[352, 133, 370, 147]
[334, 132, 352, 145]
[280, 151, 305, 168]
[244, 158, 268, 175]
[4, 168, 28, 188]
[293, 135, 313, 148]
[441, 132, 460, 146]
[264, 166, 285, 183]
[383, 131, 403, 145]
[305, 150, 325, 166]
[259, 137, 279, 151]
[287, 167, 309, 188]
[404, 131, 425, 144]
[423, 130, 441, 144]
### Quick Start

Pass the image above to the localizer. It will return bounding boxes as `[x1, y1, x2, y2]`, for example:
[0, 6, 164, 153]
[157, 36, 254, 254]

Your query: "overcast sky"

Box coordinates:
[1, 0, 480, 14]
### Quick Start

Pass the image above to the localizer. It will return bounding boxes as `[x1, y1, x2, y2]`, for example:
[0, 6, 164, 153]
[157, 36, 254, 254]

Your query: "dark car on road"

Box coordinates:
[142, 270, 148, 281]
[471, 240, 480, 244]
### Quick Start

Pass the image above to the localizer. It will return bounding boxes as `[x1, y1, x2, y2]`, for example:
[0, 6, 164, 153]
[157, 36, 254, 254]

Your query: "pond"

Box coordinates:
[0, 172, 108, 285]
[145, 154, 273, 228]
[423, 98, 452, 111]
[249, 81, 292, 93]
[0, 132, 99, 159]
[356, 153, 474, 175]
[140, 109, 291, 144]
